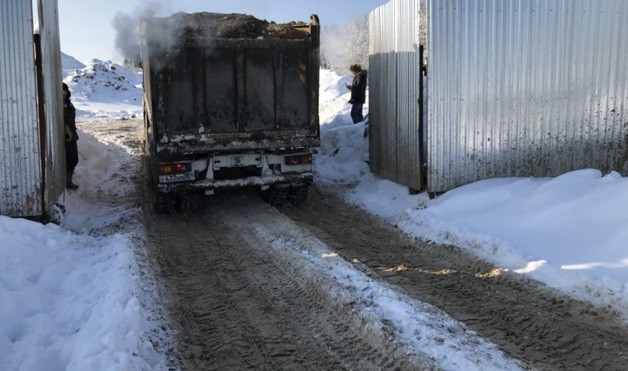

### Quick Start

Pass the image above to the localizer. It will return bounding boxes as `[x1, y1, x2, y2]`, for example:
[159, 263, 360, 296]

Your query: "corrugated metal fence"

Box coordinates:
[37, 0, 65, 212]
[428, 0, 628, 192]
[369, 0, 424, 190]
[0, 0, 63, 218]
[0, 0, 42, 216]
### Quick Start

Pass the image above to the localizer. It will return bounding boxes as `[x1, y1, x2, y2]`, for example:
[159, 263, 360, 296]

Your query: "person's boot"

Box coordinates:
[66, 172, 79, 190]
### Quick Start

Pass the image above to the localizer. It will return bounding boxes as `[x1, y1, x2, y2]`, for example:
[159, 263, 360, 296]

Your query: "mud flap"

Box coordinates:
[153, 190, 177, 214]
[261, 183, 309, 207]
[288, 184, 308, 205]
[178, 192, 203, 213]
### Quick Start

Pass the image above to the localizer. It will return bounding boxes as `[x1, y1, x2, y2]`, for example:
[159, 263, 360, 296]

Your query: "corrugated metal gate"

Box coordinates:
[427, 0, 628, 193]
[368, 0, 424, 191]
[370, 0, 628, 194]
[0, 0, 63, 218]
[37, 0, 67, 209]
[0, 0, 42, 216]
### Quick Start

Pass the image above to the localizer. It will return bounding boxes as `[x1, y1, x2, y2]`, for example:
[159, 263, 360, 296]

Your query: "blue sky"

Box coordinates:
[57, 0, 389, 63]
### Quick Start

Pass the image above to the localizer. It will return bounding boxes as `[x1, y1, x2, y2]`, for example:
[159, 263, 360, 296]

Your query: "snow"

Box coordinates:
[316, 69, 628, 315]
[63, 58, 143, 120]
[238, 215, 519, 369]
[1, 57, 627, 370]
[0, 222, 160, 370]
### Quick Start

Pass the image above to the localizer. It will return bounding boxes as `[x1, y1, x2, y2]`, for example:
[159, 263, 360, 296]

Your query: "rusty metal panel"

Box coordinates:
[369, 0, 423, 190]
[428, 0, 628, 193]
[37, 0, 65, 212]
[141, 16, 320, 153]
[0, 0, 42, 217]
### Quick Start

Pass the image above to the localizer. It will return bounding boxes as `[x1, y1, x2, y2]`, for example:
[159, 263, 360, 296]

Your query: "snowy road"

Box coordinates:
[143, 194, 427, 370]
[80, 119, 628, 370]
[282, 187, 628, 370]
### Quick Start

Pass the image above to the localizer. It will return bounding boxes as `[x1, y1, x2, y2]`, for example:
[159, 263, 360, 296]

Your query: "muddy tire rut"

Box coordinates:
[281, 185, 628, 370]
[143, 193, 424, 370]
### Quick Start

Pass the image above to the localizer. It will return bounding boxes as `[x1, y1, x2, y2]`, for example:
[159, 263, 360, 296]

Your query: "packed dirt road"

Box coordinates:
[84, 119, 628, 370]
[282, 187, 628, 370]
[143, 194, 427, 370]
[143, 186, 628, 370]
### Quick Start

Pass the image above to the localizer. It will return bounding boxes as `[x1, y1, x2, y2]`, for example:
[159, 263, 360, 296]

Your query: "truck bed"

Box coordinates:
[140, 13, 320, 155]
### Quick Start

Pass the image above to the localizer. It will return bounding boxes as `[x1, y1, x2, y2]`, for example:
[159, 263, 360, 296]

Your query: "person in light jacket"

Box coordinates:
[63, 83, 79, 190]
[346, 64, 368, 124]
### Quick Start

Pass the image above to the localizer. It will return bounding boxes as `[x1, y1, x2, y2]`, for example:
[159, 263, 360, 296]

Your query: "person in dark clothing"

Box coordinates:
[346, 64, 368, 124]
[63, 83, 79, 190]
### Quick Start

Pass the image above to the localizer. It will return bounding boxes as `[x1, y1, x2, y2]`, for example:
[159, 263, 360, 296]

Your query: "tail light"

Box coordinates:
[159, 162, 192, 174]
[285, 154, 312, 165]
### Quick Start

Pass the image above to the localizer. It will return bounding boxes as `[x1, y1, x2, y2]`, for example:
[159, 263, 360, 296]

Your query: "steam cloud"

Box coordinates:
[112, 1, 169, 64]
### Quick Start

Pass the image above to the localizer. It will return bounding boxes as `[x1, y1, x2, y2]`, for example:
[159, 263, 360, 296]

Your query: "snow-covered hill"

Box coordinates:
[63, 57, 142, 120]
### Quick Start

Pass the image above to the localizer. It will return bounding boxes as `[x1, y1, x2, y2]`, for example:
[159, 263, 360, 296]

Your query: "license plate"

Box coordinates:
[159, 172, 196, 183]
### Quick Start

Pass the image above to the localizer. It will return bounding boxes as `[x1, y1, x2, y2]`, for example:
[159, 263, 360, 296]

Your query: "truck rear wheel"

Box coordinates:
[260, 185, 289, 207]
[261, 184, 309, 207]
[179, 192, 202, 212]
[153, 191, 177, 214]
[288, 184, 309, 205]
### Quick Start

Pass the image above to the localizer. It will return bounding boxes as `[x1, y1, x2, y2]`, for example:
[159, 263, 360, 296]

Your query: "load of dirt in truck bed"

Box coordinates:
[151, 12, 311, 43]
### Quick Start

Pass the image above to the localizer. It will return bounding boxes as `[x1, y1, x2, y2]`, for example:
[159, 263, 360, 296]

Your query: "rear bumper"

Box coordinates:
[157, 172, 313, 193]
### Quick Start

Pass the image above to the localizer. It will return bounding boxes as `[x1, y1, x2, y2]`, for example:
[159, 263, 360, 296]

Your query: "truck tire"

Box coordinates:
[154, 191, 177, 214]
[179, 192, 202, 212]
[288, 184, 308, 205]
[260, 185, 289, 207]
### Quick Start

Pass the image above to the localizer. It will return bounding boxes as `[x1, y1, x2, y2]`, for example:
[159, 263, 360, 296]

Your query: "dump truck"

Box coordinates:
[140, 12, 320, 213]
